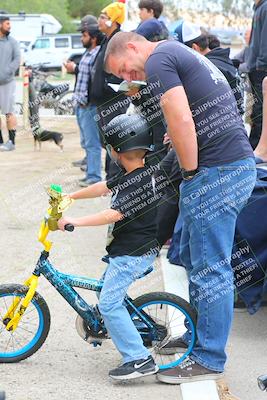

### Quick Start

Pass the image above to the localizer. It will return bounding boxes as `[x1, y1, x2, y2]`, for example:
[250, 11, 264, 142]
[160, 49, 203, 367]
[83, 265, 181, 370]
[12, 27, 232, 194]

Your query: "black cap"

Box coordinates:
[77, 15, 98, 32]
[0, 15, 10, 23]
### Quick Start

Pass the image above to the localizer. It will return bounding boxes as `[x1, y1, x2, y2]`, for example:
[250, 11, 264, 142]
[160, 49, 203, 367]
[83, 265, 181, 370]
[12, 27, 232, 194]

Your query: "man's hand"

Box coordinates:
[163, 133, 171, 145]
[64, 61, 76, 74]
[125, 87, 140, 97]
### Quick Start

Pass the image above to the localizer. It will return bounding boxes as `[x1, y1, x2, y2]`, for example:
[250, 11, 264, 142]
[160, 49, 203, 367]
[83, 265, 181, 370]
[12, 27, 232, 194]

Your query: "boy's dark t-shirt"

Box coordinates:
[145, 41, 254, 167]
[106, 165, 162, 257]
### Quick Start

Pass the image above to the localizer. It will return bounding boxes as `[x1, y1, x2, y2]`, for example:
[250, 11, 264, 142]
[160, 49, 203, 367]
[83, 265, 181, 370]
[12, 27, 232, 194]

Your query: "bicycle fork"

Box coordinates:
[3, 275, 39, 332]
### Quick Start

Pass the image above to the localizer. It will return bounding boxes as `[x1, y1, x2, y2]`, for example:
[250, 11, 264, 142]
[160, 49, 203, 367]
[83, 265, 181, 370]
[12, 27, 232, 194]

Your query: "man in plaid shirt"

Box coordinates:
[65, 15, 103, 187]
[73, 46, 99, 107]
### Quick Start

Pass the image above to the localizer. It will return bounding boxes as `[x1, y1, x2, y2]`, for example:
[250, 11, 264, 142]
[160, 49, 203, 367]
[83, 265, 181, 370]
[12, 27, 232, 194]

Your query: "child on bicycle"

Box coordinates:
[58, 114, 162, 381]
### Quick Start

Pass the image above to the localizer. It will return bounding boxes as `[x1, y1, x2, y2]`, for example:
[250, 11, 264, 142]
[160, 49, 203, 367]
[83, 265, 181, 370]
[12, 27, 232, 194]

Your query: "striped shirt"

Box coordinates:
[73, 46, 99, 106]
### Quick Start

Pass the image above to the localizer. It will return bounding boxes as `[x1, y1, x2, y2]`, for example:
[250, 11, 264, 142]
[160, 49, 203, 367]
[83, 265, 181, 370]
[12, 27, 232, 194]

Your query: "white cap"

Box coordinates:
[175, 22, 202, 43]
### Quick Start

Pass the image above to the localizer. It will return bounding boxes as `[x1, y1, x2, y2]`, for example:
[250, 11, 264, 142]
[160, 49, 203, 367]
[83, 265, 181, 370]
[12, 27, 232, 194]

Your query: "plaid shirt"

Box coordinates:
[73, 46, 99, 106]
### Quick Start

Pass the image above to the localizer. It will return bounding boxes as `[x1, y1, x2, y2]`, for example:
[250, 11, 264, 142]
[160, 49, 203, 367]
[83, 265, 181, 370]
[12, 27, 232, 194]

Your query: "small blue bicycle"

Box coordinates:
[0, 185, 197, 370]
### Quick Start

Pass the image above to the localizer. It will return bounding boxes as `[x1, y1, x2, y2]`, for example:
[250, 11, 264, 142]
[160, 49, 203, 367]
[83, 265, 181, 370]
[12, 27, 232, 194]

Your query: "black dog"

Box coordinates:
[33, 128, 64, 151]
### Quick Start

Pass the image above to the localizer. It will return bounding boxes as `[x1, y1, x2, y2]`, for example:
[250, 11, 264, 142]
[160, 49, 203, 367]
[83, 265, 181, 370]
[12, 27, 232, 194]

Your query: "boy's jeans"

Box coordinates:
[98, 254, 156, 363]
[75, 104, 102, 182]
[179, 157, 256, 372]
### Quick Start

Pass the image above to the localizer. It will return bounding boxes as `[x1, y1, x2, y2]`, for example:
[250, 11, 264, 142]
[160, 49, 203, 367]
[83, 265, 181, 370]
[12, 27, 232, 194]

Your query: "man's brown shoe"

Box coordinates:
[157, 357, 223, 384]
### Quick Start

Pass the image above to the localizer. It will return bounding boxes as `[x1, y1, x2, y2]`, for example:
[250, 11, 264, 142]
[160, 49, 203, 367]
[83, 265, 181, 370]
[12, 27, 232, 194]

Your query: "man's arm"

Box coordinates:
[10, 40, 21, 74]
[69, 181, 110, 200]
[160, 86, 198, 170]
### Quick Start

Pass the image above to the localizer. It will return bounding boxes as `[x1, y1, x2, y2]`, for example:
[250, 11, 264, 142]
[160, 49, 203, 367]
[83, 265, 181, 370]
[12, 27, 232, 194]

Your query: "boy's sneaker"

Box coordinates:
[0, 140, 15, 151]
[156, 336, 188, 355]
[157, 357, 223, 384]
[109, 355, 159, 381]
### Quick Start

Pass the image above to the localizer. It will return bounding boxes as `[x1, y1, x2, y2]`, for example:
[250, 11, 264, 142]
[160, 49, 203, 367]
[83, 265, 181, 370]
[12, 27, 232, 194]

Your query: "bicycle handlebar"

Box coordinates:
[64, 224, 74, 232]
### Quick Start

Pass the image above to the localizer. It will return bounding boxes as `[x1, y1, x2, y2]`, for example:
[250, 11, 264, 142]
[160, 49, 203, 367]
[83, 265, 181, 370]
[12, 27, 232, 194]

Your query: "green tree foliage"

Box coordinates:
[68, 0, 110, 18]
[222, 0, 233, 15]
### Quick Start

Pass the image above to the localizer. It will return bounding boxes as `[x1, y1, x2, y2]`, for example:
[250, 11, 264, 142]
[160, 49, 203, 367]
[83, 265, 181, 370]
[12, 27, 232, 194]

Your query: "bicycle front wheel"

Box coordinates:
[131, 292, 197, 370]
[0, 284, 50, 363]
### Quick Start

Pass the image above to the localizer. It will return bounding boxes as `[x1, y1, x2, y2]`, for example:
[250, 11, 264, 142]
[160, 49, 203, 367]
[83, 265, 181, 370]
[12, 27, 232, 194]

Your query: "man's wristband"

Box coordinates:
[181, 168, 199, 180]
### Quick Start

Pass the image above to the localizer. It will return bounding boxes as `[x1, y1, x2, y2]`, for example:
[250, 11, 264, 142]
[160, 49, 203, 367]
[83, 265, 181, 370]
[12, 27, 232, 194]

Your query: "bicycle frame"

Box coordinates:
[34, 251, 103, 326]
[3, 185, 155, 335]
[4, 249, 155, 334]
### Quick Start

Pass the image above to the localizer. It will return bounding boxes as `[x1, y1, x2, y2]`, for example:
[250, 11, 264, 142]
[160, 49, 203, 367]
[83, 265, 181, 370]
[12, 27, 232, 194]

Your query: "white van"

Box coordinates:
[24, 34, 85, 69]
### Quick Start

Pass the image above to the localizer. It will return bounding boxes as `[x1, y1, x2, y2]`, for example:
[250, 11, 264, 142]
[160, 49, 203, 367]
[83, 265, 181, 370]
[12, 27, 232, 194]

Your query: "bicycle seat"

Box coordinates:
[40, 82, 69, 96]
[137, 266, 154, 279]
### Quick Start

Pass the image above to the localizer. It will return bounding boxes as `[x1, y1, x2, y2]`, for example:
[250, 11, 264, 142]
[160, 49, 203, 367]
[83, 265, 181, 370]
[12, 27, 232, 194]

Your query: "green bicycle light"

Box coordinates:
[50, 184, 62, 193]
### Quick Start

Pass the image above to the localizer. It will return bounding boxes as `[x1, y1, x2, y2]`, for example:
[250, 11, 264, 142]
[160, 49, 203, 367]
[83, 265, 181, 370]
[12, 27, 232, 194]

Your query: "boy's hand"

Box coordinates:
[58, 217, 76, 231]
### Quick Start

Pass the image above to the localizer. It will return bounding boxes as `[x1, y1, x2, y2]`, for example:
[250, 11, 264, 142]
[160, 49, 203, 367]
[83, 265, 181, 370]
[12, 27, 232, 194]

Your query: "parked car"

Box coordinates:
[24, 34, 84, 69]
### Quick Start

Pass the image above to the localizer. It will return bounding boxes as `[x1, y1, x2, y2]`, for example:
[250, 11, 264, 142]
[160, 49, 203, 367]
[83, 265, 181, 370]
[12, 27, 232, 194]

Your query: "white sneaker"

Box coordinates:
[0, 140, 15, 151]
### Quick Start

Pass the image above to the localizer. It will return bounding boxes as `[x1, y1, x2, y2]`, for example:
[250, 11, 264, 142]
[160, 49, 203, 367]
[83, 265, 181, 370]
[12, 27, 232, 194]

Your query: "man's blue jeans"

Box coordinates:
[76, 104, 102, 182]
[98, 254, 156, 363]
[179, 157, 256, 372]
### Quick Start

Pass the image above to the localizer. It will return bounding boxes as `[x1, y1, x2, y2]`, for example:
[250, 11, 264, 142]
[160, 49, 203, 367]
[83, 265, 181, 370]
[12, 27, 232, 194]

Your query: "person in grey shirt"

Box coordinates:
[0, 15, 20, 151]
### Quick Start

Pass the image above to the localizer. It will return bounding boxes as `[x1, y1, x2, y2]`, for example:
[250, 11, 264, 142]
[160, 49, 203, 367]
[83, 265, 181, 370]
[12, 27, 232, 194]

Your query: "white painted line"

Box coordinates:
[160, 248, 189, 301]
[160, 249, 189, 338]
[181, 380, 220, 400]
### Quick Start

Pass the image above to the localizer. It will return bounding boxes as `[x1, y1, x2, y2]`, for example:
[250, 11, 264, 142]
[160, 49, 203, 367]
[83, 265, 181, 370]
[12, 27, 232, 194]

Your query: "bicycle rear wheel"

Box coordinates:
[0, 284, 50, 363]
[54, 91, 74, 115]
[130, 292, 197, 370]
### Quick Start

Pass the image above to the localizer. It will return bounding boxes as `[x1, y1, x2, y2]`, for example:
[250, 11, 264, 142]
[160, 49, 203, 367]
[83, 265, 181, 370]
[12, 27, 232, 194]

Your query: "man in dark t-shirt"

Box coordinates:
[105, 32, 257, 384]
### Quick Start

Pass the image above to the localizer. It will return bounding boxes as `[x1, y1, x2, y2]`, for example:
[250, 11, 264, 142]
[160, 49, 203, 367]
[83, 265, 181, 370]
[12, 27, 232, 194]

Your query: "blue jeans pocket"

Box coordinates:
[218, 163, 256, 212]
[180, 168, 208, 191]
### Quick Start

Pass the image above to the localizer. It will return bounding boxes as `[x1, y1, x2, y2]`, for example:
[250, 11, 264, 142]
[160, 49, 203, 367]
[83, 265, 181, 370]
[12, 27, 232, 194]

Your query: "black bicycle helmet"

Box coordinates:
[104, 114, 154, 153]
